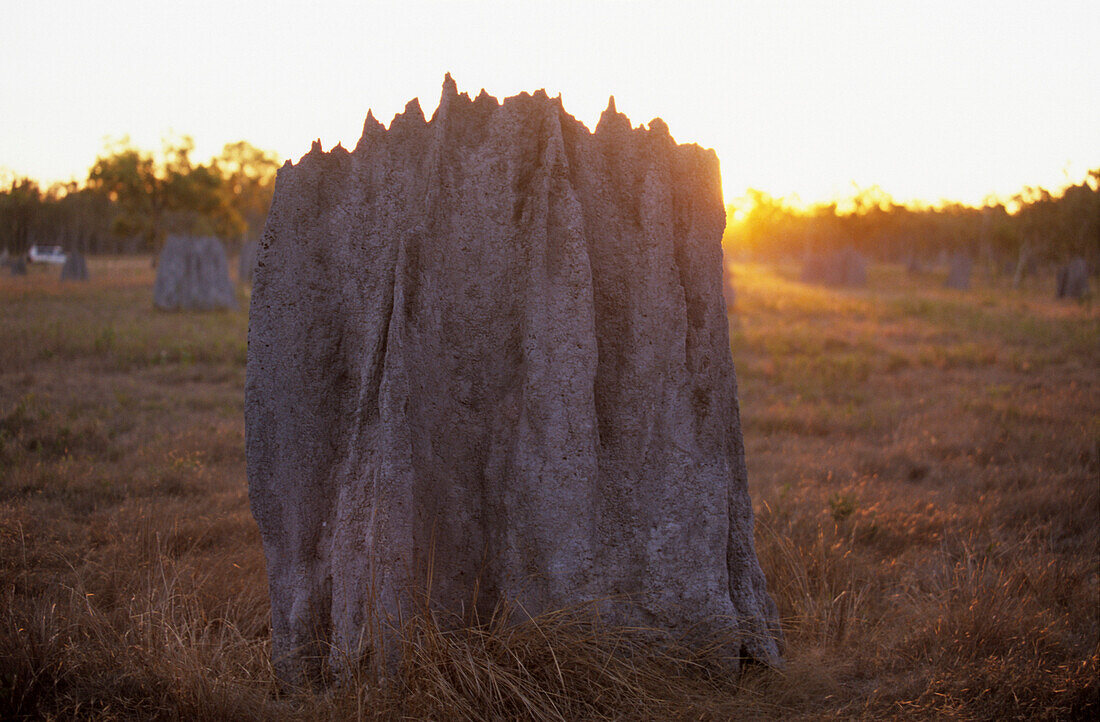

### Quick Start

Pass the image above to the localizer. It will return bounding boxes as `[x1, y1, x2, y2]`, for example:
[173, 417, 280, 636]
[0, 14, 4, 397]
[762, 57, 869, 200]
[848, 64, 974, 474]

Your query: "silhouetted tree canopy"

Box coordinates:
[726, 171, 1100, 273]
[0, 137, 279, 255]
[1, 147, 1096, 271]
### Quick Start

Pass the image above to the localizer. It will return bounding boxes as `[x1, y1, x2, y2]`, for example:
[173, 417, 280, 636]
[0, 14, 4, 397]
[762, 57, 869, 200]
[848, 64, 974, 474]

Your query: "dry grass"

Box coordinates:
[0, 257, 1097, 720]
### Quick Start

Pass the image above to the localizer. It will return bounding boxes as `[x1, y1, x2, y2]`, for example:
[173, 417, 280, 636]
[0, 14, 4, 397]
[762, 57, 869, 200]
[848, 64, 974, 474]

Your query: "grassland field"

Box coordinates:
[0, 256, 1096, 720]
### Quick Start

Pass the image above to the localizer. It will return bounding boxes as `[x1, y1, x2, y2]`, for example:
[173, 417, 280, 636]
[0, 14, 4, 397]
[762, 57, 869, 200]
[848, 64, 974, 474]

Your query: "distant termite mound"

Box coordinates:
[722, 255, 737, 310]
[153, 236, 237, 311]
[246, 76, 781, 684]
[60, 251, 89, 281]
[6, 255, 27, 276]
[238, 239, 258, 284]
[945, 253, 973, 290]
[1056, 257, 1090, 299]
[801, 248, 868, 287]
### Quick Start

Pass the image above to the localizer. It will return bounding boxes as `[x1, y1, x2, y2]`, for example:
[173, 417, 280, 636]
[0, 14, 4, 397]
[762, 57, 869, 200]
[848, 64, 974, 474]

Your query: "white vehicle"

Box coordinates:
[28, 245, 67, 265]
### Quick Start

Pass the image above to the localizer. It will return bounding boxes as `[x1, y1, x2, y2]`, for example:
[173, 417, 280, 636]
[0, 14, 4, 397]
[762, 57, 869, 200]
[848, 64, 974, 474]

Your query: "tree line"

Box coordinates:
[4, 143, 1097, 273]
[726, 171, 1100, 274]
[0, 137, 279, 256]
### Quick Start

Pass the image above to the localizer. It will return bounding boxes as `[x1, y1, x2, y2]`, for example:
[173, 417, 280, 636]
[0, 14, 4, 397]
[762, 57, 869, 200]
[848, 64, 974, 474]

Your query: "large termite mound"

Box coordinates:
[246, 76, 781, 683]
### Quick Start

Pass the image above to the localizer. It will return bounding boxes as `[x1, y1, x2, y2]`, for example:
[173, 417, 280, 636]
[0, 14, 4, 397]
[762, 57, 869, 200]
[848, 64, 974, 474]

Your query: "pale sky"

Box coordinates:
[2, 0, 1098, 206]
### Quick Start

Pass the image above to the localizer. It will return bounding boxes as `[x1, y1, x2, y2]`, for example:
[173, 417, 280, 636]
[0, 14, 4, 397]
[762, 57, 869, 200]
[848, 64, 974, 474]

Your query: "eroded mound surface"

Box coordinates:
[247, 76, 780, 682]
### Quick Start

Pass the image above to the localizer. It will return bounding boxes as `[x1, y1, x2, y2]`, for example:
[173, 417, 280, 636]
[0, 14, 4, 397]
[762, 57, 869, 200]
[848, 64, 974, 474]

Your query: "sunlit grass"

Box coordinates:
[0, 257, 1097, 718]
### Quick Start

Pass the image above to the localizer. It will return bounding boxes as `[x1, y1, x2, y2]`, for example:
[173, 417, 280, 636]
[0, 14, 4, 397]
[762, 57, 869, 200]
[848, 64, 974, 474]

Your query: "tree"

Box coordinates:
[1, 137, 280, 257]
[86, 135, 245, 252]
[216, 141, 280, 244]
[86, 139, 160, 249]
[725, 170, 1100, 272]
[0, 177, 42, 255]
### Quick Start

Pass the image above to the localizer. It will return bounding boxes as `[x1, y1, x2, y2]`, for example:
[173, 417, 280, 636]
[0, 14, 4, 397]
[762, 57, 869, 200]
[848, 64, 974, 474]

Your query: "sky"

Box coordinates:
[2, 0, 1098, 207]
